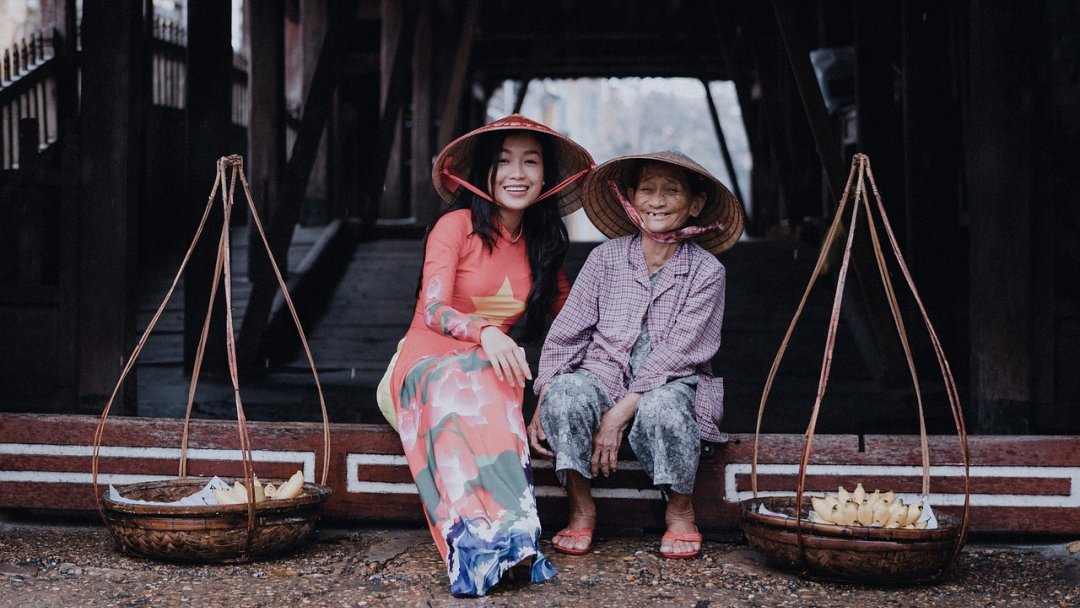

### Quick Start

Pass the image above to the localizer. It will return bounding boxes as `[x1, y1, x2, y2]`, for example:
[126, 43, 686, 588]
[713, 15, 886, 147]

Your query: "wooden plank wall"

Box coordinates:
[2, 413, 1077, 535]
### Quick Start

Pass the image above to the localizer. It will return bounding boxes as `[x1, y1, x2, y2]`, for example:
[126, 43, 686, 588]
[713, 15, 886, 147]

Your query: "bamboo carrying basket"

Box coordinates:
[739, 154, 971, 585]
[91, 155, 332, 564]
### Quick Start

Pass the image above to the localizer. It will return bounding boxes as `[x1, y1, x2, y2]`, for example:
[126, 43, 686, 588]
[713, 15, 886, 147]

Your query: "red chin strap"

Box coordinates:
[440, 156, 591, 206]
[610, 179, 726, 244]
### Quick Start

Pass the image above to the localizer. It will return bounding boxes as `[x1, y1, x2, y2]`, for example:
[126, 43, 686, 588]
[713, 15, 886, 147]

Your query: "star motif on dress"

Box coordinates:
[470, 277, 525, 326]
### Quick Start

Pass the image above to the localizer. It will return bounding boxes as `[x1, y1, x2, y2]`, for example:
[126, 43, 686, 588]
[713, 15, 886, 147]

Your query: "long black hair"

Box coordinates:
[418, 129, 569, 342]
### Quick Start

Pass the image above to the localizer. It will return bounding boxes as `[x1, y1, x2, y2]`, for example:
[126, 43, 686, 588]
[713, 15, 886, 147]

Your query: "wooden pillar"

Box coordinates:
[77, 0, 147, 412]
[773, 0, 919, 385]
[702, 79, 745, 205]
[410, 2, 435, 225]
[302, 0, 330, 223]
[899, 1, 965, 358]
[709, 2, 775, 234]
[436, 0, 479, 151]
[183, 0, 233, 373]
[238, 0, 286, 373]
[246, 0, 286, 273]
[966, 0, 1035, 433]
[853, 2, 903, 236]
[380, 0, 407, 219]
[362, 1, 417, 227]
[48, 0, 80, 396]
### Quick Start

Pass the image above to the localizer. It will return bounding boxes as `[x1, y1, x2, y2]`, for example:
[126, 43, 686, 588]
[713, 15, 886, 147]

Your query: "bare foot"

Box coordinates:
[661, 491, 700, 557]
[553, 471, 596, 554]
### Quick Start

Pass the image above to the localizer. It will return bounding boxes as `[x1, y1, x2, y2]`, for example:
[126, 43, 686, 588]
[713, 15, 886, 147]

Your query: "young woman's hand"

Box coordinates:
[591, 393, 641, 477]
[480, 326, 531, 387]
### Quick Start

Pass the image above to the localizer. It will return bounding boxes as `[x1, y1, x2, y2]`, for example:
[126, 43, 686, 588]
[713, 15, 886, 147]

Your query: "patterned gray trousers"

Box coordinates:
[539, 370, 701, 495]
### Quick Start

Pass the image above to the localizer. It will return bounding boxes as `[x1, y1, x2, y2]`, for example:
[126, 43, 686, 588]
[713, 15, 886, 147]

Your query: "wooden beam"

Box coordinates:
[769, 0, 846, 201]
[707, 3, 772, 234]
[183, 0, 233, 375]
[897, 1, 965, 366]
[410, 2, 436, 225]
[512, 78, 531, 115]
[771, 0, 912, 385]
[701, 79, 745, 205]
[53, 0, 79, 395]
[237, 0, 285, 374]
[361, 0, 419, 226]
[435, 0, 479, 150]
[966, 0, 1035, 433]
[5, 413, 1080, 534]
[76, 0, 147, 413]
[379, 0, 407, 219]
[238, 0, 358, 374]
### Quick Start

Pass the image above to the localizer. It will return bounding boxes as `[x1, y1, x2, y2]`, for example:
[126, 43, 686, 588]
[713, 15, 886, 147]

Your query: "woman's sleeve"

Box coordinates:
[420, 214, 492, 343]
[535, 249, 603, 391]
[628, 264, 726, 395]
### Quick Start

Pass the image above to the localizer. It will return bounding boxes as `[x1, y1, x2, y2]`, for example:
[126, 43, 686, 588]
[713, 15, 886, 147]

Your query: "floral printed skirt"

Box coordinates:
[394, 345, 556, 597]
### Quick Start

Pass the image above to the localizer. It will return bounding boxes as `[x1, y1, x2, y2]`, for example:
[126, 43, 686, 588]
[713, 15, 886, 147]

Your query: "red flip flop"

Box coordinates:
[661, 530, 702, 559]
[552, 527, 593, 556]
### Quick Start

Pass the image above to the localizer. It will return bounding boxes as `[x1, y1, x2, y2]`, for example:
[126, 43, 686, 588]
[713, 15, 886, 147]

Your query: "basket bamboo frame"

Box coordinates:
[740, 153, 971, 584]
[91, 155, 332, 563]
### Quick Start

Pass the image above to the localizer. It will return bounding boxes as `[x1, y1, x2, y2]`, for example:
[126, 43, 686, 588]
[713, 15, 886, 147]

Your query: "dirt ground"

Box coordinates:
[1, 514, 1078, 608]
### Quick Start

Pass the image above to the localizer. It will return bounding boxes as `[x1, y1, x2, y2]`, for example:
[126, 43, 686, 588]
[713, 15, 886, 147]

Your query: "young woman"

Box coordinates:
[376, 114, 593, 597]
[529, 150, 744, 560]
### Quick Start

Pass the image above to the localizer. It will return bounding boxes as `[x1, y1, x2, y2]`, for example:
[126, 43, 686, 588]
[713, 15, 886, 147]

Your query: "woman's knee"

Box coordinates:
[541, 375, 599, 417]
[637, 389, 697, 433]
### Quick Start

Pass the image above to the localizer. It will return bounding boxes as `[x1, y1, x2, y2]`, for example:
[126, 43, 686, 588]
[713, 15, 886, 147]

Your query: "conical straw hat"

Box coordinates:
[432, 114, 595, 216]
[581, 150, 744, 254]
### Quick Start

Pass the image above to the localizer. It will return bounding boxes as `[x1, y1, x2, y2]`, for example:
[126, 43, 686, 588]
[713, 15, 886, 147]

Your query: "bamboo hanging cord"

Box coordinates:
[748, 153, 970, 564]
[91, 155, 332, 551]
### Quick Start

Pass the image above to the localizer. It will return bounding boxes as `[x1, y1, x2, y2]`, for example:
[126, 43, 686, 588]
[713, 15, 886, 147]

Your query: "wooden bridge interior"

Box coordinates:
[0, 0, 1078, 533]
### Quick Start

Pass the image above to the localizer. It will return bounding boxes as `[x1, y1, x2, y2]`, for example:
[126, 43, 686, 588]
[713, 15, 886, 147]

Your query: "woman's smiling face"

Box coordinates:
[627, 162, 705, 233]
[488, 133, 545, 212]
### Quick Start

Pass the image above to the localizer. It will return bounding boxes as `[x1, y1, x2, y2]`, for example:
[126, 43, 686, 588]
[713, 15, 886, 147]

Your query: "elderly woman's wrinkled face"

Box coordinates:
[626, 162, 706, 233]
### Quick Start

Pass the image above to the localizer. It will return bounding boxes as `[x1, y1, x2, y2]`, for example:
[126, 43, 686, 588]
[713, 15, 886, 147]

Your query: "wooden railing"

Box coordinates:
[0, 30, 57, 170]
[151, 16, 186, 109]
[150, 16, 250, 125]
[0, 19, 249, 171]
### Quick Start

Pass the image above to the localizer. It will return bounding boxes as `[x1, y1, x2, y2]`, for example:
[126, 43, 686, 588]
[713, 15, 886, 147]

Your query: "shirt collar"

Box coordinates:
[626, 233, 692, 276]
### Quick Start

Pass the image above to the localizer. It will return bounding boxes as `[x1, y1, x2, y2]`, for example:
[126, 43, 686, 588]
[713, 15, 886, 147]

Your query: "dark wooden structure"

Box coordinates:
[0, 0, 1078, 532]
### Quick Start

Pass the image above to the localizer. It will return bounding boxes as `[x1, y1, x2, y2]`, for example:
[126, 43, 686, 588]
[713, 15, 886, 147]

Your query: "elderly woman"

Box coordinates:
[527, 151, 743, 559]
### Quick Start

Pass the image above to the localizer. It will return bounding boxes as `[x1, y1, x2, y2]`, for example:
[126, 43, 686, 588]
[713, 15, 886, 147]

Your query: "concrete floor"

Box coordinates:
[1, 513, 1078, 608]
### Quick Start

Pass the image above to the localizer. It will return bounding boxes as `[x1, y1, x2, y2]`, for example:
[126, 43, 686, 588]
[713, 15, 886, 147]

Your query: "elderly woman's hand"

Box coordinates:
[480, 326, 531, 387]
[527, 396, 554, 459]
[591, 393, 641, 477]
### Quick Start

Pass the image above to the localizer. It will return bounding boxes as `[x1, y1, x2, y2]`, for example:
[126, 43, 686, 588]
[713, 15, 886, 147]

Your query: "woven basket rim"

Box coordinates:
[102, 476, 331, 517]
[739, 496, 962, 542]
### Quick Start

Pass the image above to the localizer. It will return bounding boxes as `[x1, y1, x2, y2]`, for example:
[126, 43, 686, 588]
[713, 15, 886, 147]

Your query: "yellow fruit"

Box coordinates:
[853, 482, 866, 504]
[902, 501, 924, 526]
[252, 476, 267, 503]
[856, 500, 874, 526]
[213, 487, 243, 505]
[871, 500, 890, 526]
[837, 486, 850, 504]
[885, 501, 906, 528]
[811, 496, 834, 523]
[272, 470, 305, 500]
